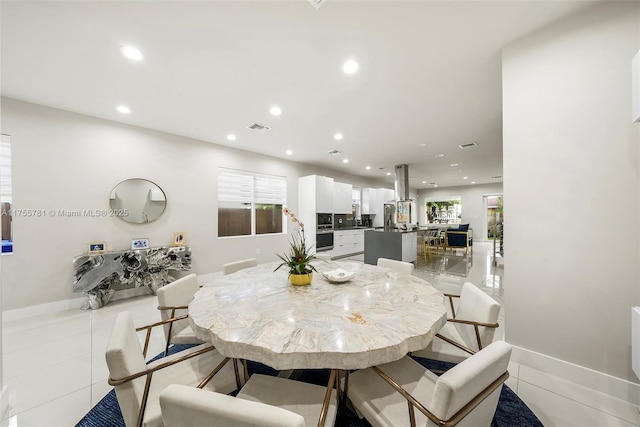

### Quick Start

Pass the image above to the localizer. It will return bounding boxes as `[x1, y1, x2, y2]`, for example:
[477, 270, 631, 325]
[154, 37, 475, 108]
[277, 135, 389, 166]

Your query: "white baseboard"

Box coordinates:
[2, 273, 223, 322]
[111, 286, 152, 301]
[2, 297, 86, 322]
[511, 344, 640, 405]
[2, 272, 225, 322]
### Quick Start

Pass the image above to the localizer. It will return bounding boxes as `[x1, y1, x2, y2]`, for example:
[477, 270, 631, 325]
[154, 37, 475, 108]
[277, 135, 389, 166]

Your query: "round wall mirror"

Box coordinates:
[109, 179, 167, 224]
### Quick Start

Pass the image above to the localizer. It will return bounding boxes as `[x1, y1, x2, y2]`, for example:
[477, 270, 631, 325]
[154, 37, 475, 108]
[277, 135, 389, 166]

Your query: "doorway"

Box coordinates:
[484, 194, 503, 262]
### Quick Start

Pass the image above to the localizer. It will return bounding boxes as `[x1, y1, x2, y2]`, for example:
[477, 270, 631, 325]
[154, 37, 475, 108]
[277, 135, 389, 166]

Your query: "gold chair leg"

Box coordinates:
[318, 369, 337, 427]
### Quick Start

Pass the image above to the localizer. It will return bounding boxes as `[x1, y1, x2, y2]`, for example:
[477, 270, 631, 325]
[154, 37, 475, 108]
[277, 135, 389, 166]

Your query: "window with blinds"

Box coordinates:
[1, 134, 12, 253]
[218, 168, 286, 237]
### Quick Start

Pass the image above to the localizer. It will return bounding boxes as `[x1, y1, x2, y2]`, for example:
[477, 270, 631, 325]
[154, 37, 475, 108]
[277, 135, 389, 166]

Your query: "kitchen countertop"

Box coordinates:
[333, 227, 375, 231]
[373, 228, 418, 233]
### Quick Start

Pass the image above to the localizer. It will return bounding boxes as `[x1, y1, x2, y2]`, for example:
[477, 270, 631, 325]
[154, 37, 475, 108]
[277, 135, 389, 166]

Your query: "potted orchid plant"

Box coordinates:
[274, 207, 317, 285]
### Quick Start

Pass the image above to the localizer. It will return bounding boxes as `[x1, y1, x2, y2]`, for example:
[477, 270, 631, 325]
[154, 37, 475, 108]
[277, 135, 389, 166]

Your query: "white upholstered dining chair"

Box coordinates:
[156, 273, 203, 356]
[223, 258, 258, 275]
[377, 257, 414, 275]
[160, 384, 305, 427]
[348, 340, 511, 427]
[412, 282, 501, 363]
[105, 311, 239, 427]
[161, 372, 338, 427]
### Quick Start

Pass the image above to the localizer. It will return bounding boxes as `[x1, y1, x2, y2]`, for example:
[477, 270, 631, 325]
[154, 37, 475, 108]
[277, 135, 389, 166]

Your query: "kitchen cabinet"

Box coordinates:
[361, 188, 376, 215]
[315, 175, 334, 213]
[333, 229, 366, 258]
[298, 175, 335, 252]
[362, 187, 394, 226]
[401, 232, 417, 263]
[333, 182, 353, 214]
[299, 175, 334, 214]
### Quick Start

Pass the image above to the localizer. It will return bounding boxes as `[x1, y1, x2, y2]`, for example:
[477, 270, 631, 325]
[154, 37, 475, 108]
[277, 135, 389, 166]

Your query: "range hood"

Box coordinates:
[394, 164, 411, 201]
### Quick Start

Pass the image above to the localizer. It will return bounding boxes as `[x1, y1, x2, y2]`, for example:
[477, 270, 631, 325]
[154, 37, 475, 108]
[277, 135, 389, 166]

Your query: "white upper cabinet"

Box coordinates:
[315, 175, 334, 213]
[361, 188, 376, 215]
[298, 174, 334, 214]
[333, 182, 353, 214]
[380, 188, 395, 204]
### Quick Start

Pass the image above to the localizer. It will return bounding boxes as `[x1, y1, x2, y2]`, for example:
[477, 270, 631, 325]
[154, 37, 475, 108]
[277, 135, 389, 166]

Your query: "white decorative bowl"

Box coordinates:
[322, 269, 355, 283]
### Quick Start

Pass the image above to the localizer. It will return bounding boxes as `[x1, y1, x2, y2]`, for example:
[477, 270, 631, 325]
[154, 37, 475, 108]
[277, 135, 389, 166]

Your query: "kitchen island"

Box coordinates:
[364, 229, 417, 265]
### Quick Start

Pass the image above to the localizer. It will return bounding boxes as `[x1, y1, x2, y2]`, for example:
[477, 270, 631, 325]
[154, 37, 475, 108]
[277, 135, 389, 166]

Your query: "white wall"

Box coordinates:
[0, 98, 390, 310]
[503, 2, 640, 382]
[417, 183, 503, 242]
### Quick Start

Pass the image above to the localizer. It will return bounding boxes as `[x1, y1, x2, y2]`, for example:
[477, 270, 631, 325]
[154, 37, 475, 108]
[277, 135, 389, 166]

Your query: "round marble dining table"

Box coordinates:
[189, 260, 447, 371]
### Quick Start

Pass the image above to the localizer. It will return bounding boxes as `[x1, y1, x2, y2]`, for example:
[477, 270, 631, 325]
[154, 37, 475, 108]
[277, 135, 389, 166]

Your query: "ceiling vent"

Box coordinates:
[491, 175, 502, 179]
[459, 142, 478, 149]
[308, 0, 327, 9]
[247, 123, 271, 132]
[328, 149, 342, 155]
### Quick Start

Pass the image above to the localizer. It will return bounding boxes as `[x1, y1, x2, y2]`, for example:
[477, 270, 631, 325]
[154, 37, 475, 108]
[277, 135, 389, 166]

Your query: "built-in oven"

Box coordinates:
[316, 229, 334, 251]
[316, 213, 334, 251]
[317, 213, 333, 228]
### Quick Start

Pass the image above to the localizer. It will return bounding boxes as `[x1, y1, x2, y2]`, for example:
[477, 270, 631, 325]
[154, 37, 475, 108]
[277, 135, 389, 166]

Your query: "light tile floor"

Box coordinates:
[2, 242, 638, 426]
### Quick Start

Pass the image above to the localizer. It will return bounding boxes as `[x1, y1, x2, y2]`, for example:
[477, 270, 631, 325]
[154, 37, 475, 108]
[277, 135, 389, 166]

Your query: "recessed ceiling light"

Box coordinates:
[471, 181, 476, 184]
[433, 184, 438, 187]
[343, 159, 349, 163]
[334, 133, 344, 140]
[270, 106, 282, 116]
[422, 181, 427, 184]
[434, 154, 444, 158]
[463, 176, 469, 180]
[386, 172, 391, 176]
[227, 134, 236, 141]
[116, 105, 131, 114]
[450, 163, 459, 167]
[285, 149, 293, 155]
[342, 59, 359, 75]
[120, 46, 144, 61]
[417, 143, 426, 147]
[365, 166, 371, 170]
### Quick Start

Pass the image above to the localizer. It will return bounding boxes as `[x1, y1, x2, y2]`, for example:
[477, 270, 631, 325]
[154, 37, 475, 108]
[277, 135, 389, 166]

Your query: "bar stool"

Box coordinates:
[423, 229, 440, 261]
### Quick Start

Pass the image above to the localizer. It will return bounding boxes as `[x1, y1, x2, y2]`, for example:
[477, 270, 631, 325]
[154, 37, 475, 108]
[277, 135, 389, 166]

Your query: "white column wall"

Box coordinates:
[503, 2, 640, 382]
[0, 98, 390, 310]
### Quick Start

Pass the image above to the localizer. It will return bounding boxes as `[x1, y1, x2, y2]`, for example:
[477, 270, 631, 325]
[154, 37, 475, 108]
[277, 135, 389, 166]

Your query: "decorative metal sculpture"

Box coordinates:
[73, 246, 191, 309]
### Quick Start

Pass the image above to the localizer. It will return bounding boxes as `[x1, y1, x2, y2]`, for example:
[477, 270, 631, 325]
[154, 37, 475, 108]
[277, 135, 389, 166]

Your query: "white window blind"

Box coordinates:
[255, 175, 286, 204]
[218, 168, 286, 204]
[0, 135, 12, 204]
[218, 169, 254, 203]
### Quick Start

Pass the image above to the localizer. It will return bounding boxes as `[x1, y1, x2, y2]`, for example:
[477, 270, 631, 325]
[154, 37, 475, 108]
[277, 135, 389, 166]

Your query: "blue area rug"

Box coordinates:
[76, 345, 543, 427]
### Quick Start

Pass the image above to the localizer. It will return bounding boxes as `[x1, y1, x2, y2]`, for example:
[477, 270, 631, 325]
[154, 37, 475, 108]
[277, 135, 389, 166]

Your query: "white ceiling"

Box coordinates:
[1, 1, 599, 189]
